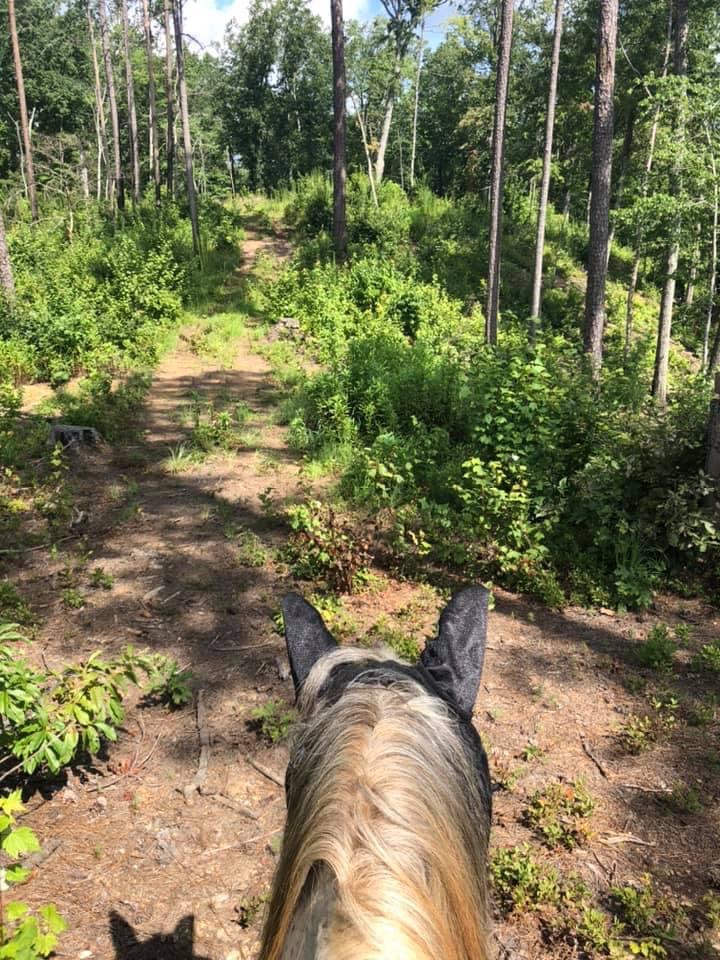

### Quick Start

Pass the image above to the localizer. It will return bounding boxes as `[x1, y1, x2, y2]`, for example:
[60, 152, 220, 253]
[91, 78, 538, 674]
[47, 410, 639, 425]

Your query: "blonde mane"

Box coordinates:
[259, 648, 492, 960]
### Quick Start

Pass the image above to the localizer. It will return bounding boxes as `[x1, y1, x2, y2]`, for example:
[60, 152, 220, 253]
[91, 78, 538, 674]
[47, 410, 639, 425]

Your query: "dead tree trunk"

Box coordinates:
[409, 19, 425, 190]
[583, 0, 619, 379]
[375, 92, 395, 185]
[331, 0, 347, 262]
[485, 0, 514, 346]
[171, 0, 200, 254]
[87, 5, 109, 202]
[121, 0, 141, 204]
[141, 0, 162, 205]
[98, 0, 125, 210]
[7, 0, 38, 221]
[163, 0, 176, 198]
[0, 210, 15, 300]
[652, 0, 689, 406]
[529, 0, 564, 337]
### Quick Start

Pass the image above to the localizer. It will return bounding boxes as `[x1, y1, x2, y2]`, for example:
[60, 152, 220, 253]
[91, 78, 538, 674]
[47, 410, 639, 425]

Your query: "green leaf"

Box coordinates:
[5, 865, 31, 885]
[3, 827, 41, 858]
[4, 901, 30, 920]
[39, 904, 66, 934]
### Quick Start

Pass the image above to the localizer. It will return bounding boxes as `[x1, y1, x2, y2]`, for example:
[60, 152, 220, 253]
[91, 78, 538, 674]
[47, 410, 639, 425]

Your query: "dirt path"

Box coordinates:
[12, 224, 720, 959]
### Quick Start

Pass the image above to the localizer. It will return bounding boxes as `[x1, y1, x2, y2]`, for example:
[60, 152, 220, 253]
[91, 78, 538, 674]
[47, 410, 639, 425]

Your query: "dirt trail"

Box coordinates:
[13, 224, 720, 960]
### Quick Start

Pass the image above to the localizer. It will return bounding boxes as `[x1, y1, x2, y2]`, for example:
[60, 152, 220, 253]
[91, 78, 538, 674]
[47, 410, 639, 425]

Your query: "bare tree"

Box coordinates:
[98, 0, 125, 210]
[485, 0, 514, 346]
[121, 0, 141, 204]
[529, 0, 564, 338]
[652, 0, 689, 406]
[87, 5, 110, 202]
[409, 18, 424, 190]
[583, 0, 618, 378]
[374, 0, 435, 184]
[171, 0, 200, 253]
[163, 0, 176, 198]
[331, 0, 348, 262]
[141, 0, 162, 204]
[0, 210, 15, 300]
[7, 0, 39, 221]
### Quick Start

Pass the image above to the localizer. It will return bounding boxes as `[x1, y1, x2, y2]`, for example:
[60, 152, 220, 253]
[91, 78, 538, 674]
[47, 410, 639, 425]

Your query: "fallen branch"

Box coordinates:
[581, 736, 610, 780]
[199, 787, 259, 821]
[201, 827, 282, 858]
[183, 690, 210, 802]
[247, 756, 284, 788]
[599, 833, 655, 847]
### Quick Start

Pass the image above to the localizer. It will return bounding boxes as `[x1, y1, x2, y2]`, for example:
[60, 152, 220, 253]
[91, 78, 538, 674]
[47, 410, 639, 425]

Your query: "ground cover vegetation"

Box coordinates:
[1, 0, 720, 958]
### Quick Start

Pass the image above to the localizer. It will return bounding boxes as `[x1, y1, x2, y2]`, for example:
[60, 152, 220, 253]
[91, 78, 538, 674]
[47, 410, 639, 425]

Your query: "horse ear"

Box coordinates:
[420, 586, 489, 719]
[282, 593, 338, 693]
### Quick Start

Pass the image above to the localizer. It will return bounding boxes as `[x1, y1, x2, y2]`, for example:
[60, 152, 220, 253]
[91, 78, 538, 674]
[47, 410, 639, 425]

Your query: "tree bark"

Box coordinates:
[375, 92, 395, 185]
[529, 0, 564, 337]
[409, 19, 425, 190]
[7, 0, 39, 221]
[87, 5, 110, 203]
[702, 127, 718, 373]
[351, 92, 378, 208]
[624, 1, 673, 359]
[705, 372, 720, 509]
[0, 210, 15, 300]
[485, 0, 514, 346]
[163, 0, 176, 198]
[582, 0, 618, 378]
[98, 0, 125, 210]
[331, 0, 348, 262]
[652, 0, 689, 406]
[121, 0, 141, 204]
[171, 0, 200, 254]
[141, 0, 162, 205]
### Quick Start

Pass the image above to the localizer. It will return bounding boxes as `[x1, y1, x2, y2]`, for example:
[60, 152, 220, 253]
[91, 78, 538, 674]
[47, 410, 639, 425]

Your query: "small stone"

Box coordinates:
[78, 951, 93, 958]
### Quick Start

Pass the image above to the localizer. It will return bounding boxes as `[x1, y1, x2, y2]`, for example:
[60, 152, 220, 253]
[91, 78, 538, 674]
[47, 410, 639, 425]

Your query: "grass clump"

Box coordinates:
[526, 779, 595, 849]
[633, 625, 677, 671]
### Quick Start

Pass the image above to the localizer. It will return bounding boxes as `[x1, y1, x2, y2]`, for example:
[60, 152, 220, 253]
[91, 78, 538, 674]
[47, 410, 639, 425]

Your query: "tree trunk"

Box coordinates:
[163, 0, 176, 198]
[375, 92, 395, 185]
[652, 0, 689, 406]
[141, 0, 162, 205]
[351, 93, 378, 208]
[0, 210, 15, 300]
[330, 0, 347, 262]
[625, 1, 673, 358]
[98, 0, 125, 210]
[87, 6, 109, 203]
[529, 0, 564, 336]
[171, 0, 200, 254]
[485, 0, 514, 346]
[705, 372, 720, 509]
[606, 100, 636, 270]
[409, 19, 425, 190]
[703, 131, 719, 372]
[7, 0, 38, 221]
[709, 315, 720, 375]
[121, 0, 141, 204]
[583, 0, 619, 378]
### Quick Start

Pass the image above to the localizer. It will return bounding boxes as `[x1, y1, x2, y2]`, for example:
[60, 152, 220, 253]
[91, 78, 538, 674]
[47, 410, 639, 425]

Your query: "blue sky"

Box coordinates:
[184, 0, 454, 51]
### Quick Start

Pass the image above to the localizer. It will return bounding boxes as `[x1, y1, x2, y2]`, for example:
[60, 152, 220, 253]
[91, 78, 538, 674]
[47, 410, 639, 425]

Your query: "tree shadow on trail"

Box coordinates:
[110, 912, 211, 960]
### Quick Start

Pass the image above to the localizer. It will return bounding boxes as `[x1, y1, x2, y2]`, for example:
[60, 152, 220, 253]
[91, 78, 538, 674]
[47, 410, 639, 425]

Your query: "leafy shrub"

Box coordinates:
[691, 641, 720, 675]
[250, 700, 294, 744]
[0, 623, 191, 776]
[284, 498, 373, 594]
[633, 625, 678, 671]
[0, 790, 65, 958]
[526, 780, 595, 849]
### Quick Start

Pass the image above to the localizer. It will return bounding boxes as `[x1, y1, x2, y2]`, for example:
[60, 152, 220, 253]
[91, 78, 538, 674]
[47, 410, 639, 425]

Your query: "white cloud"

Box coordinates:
[182, 0, 369, 54]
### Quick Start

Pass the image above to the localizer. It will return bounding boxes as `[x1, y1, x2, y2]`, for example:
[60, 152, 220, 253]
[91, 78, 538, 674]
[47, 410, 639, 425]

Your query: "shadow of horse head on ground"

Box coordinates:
[109, 912, 212, 960]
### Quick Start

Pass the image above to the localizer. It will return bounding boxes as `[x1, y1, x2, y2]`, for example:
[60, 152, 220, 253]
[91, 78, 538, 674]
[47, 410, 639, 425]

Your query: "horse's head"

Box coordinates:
[282, 585, 488, 719]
